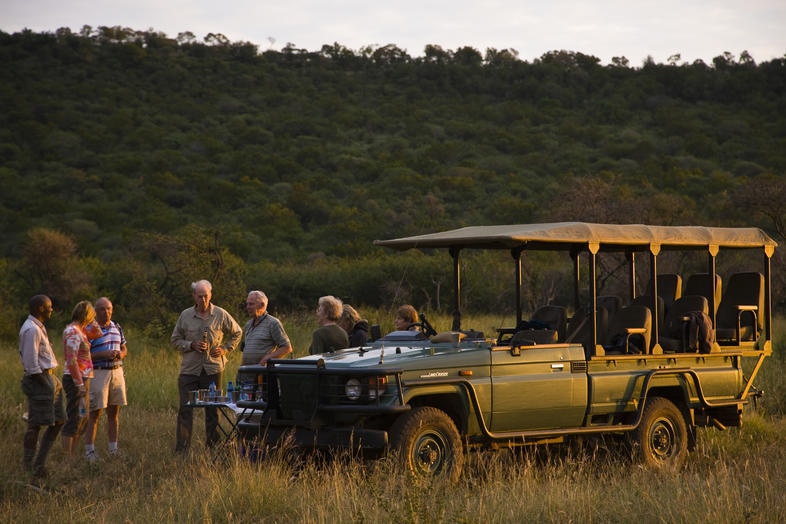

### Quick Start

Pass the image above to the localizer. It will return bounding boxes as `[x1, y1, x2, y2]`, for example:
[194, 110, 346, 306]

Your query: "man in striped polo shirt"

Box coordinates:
[84, 297, 128, 460]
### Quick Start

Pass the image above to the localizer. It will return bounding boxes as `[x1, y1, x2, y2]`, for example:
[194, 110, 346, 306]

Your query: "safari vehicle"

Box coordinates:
[237, 223, 776, 479]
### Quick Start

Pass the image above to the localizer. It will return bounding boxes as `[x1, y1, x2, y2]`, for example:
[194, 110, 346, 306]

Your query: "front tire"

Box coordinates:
[632, 397, 688, 468]
[390, 406, 463, 481]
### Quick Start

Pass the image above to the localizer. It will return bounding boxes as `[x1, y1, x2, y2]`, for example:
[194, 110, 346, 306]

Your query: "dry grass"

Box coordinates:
[2, 313, 786, 522]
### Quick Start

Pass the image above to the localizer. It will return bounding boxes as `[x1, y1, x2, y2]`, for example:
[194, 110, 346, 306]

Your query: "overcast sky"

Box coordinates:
[3, 0, 785, 65]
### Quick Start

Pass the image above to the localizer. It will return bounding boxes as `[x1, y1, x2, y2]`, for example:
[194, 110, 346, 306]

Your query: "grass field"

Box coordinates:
[2, 312, 786, 522]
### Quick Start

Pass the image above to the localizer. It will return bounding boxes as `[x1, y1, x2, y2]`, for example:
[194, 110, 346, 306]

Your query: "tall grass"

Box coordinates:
[2, 315, 786, 522]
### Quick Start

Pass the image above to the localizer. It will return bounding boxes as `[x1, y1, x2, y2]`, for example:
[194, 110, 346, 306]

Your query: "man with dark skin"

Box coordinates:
[19, 294, 66, 478]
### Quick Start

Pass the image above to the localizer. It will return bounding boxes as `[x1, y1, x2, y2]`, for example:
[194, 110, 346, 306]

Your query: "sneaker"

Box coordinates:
[85, 449, 101, 462]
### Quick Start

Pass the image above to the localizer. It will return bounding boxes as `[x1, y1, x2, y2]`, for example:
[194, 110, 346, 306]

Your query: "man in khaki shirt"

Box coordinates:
[171, 280, 241, 451]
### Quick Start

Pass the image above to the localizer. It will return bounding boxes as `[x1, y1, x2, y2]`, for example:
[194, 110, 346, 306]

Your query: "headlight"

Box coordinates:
[344, 378, 361, 400]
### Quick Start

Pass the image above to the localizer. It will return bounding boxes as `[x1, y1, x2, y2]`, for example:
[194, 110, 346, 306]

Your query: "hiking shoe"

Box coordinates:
[85, 449, 101, 462]
[108, 448, 122, 458]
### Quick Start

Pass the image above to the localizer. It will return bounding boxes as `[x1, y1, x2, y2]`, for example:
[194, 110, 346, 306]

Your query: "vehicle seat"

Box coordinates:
[716, 272, 764, 344]
[645, 273, 683, 311]
[597, 295, 622, 317]
[631, 295, 664, 336]
[566, 305, 609, 351]
[510, 329, 557, 346]
[685, 273, 722, 316]
[510, 305, 566, 345]
[659, 295, 709, 352]
[604, 305, 652, 355]
[532, 305, 567, 341]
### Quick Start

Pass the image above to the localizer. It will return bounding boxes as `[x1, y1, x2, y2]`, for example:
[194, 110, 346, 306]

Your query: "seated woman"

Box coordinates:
[339, 304, 369, 347]
[394, 304, 419, 331]
[309, 296, 350, 355]
[380, 304, 427, 341]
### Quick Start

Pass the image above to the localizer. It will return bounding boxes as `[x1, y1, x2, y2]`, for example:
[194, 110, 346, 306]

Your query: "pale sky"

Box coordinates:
[3, 0, 785, 65]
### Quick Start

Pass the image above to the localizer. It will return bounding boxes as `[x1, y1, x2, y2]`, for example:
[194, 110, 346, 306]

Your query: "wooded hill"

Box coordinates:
[1, 27, 785, 335]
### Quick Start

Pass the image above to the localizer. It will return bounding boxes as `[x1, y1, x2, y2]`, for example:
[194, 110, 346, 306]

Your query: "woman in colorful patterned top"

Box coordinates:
[61, 301, 98, 456]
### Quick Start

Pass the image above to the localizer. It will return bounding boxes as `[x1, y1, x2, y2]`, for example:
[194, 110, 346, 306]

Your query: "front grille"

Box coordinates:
[277, 374, 318, 421]
[237, 360, 405, 422]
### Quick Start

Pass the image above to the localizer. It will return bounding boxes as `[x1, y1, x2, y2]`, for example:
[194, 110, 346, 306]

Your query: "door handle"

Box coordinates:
[551, 364, 564, 370]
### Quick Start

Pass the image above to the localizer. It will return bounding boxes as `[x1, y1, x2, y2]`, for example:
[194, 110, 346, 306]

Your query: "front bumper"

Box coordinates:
[238, 420, 390, 449]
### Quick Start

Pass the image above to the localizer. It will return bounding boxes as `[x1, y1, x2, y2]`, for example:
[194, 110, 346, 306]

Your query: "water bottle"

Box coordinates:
[208, 381, 216, 401]
[227, 381, 234, 402]
[242, 381, 252, 401]
[78, 397, 87, 418]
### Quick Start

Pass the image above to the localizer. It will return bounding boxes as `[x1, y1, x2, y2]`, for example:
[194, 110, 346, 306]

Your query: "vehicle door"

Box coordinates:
[490, 343, 588, 432]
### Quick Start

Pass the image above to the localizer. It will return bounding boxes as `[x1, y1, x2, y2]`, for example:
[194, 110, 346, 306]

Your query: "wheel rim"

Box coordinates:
[649, 416, 677, 460]
[412, 429, 448, 475]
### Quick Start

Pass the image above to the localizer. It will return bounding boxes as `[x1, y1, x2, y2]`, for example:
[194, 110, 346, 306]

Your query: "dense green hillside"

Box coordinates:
[1, 27, 785, 333]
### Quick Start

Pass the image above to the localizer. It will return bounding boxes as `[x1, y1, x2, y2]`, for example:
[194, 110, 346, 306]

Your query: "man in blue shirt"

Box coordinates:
[84, 297, 127, 460]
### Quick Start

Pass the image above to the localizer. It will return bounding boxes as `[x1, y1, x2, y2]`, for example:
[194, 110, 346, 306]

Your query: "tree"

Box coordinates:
[132, 226, 247, 331]
[18, 228, 94, 307]
[453, 46, 482, 66]
[734, 173, 786, 241]
[610, 56, 629, 68]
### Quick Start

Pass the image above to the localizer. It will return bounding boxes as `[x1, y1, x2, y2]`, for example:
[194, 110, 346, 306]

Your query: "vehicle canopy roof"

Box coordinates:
[374, 222, 777, 252]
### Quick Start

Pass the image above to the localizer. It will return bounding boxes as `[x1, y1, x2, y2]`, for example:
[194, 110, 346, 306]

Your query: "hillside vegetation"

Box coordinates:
[1, 27, 785, 334]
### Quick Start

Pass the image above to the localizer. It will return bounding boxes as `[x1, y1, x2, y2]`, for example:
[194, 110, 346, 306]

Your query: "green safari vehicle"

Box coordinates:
[238, 222, 776, 479]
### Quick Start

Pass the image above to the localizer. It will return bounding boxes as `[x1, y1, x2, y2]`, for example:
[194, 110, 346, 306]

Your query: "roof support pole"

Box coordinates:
[450, 247, 462, 331]
[707, 246, 719, 329]
[649, 244, 662, 354]
[589, 243, 604, 356]
[764, 246, 774, 344]
[627, 251, 637, 300]
[571, 249, 581, 312]
[511, 248, 523, 327]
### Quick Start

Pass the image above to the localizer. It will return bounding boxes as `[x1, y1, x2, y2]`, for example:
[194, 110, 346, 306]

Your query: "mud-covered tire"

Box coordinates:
[390, 406, 463, 482]
[632, 397, 688, 468]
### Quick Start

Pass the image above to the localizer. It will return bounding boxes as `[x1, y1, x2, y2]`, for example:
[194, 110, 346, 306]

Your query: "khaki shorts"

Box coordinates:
[90, 367, 127, 410]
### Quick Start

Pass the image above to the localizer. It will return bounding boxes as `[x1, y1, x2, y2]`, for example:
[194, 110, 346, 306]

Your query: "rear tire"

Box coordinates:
[390, 406, 463, 482]
[632, 397, 688, 468]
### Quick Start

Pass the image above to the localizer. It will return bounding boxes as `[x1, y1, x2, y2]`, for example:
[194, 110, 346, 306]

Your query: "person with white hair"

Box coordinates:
[170, 279, 242, 452]
[241, 291, 291, 366]
[309, 295, 349, 355]
[236, 290, 292, 385]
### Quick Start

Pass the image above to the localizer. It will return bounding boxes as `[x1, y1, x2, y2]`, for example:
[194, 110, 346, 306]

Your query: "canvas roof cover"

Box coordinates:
[374, 222, 777, 252]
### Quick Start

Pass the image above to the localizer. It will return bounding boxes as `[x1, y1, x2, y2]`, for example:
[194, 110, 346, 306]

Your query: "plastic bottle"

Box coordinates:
[243, 381, 252, 401]
[78, 397, 87, 418]
[256, 375, 264, 401]
[227, 381, 234, 402]
[209, 381, 216, 401]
